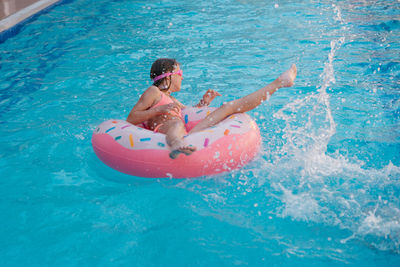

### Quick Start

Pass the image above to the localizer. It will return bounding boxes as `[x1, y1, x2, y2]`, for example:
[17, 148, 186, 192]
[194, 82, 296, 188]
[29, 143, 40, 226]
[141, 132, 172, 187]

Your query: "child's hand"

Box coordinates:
[201, 89, 221, 106]
[157, 103, 181, 115]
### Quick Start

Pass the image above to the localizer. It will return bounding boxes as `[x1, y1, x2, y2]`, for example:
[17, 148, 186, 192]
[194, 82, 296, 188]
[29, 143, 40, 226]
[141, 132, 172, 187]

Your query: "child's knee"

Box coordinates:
[166, 119, 185, 132]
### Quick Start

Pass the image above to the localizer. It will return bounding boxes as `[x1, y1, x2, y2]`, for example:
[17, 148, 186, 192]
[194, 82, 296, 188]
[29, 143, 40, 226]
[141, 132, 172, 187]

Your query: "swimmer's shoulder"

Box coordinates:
[141, 85, 162, 106]
[142, 85, 161, 99]
[144, 85, 161, 95]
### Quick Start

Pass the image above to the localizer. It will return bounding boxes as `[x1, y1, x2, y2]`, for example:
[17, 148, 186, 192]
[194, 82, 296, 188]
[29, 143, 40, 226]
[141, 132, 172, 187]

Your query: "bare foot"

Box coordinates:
[278, 64, 297, 87]
[169, 141, 197, 159]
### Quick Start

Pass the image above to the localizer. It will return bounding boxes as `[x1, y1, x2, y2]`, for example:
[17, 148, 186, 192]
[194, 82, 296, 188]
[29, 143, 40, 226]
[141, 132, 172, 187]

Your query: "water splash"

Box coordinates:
[273, 36, 344, 178]
[265, 4, 400, 253]
[271, 1, 346, 178]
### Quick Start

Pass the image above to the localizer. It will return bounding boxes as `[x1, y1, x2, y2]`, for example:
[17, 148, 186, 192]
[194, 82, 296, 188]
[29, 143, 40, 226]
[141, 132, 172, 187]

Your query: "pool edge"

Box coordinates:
[0, 0, 65, 43]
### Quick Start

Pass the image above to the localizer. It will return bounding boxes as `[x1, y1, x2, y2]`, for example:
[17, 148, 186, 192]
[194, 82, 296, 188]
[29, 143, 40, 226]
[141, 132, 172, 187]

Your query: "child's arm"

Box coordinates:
[126, 87, 159, 124]
[195, 89, 221, 107]
[127, 86, 181, 125]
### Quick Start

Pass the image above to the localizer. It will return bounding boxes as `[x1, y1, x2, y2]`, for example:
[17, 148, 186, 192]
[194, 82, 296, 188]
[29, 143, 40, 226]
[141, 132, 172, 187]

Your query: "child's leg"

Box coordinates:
[157, 119, 196, 159]
[189, 64, 297, 134]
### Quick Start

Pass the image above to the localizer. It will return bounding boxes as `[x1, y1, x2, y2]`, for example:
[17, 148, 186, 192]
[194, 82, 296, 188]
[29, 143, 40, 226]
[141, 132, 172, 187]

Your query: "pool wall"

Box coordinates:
[0, 0, 65, 42]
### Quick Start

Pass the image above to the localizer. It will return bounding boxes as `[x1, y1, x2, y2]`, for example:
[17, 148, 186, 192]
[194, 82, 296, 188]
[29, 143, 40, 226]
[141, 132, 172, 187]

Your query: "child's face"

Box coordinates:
[169, 65, 183, 92]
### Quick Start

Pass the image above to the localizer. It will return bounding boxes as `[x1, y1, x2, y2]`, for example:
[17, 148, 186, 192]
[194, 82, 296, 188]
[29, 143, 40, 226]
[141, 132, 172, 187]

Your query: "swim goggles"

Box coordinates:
[152, 69, 183, 82]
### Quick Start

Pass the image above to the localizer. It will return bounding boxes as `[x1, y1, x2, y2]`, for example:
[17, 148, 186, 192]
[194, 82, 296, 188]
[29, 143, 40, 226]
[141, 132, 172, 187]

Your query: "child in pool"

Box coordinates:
[127, 58, 297, 159]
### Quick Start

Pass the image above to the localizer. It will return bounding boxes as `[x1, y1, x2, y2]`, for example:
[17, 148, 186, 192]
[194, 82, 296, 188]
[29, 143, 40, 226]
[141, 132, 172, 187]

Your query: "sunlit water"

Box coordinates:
[1, 0, 399, 265]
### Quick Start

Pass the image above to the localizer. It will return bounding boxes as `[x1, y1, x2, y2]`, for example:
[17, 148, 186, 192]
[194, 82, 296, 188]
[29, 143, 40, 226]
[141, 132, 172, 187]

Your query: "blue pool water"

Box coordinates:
[1, 0, 399, 265]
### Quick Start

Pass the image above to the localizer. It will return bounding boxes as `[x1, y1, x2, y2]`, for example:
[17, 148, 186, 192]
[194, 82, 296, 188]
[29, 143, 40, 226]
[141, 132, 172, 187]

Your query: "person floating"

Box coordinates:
[127, 58, 297, 159]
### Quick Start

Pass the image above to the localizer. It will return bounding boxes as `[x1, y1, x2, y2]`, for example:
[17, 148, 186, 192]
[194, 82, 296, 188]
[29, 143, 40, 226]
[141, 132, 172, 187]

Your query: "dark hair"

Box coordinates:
[150, 58, 179, 90]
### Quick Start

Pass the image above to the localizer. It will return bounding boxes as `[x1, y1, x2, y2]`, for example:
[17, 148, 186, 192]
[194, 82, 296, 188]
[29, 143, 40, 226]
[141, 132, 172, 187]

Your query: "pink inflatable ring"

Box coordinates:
[92, 107, 261, 178]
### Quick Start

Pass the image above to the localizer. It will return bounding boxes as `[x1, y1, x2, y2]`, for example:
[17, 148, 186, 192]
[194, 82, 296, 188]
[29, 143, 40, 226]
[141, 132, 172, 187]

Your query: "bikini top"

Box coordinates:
[152, 92, 174, 108]
[150, 92, 182, 118]
[139, 92, 182, 130]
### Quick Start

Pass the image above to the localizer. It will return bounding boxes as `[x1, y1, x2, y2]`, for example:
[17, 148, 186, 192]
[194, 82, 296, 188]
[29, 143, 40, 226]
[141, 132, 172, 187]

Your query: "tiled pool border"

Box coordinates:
[0, 0, 67, 43]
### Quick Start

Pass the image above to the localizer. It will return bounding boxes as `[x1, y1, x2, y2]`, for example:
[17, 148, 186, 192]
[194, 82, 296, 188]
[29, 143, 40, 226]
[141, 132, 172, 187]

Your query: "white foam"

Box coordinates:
[279, 185, 322, 222]
[264, 15, 400, 252]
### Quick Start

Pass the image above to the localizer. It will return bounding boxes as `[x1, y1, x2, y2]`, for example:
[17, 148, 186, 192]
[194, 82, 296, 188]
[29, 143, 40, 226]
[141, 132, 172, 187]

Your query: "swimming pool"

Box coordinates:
[0, 0, 399, 265]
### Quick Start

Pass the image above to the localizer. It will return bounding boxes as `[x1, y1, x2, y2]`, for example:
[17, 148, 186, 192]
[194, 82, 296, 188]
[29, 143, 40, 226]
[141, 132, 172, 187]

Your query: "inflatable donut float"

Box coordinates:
[92, 107, 261, 178]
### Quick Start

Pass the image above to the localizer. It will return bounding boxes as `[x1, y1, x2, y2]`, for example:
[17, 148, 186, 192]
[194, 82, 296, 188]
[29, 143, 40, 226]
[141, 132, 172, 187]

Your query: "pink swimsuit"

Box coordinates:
[151, 93, 182, 117]
[147, 93, 183, 132]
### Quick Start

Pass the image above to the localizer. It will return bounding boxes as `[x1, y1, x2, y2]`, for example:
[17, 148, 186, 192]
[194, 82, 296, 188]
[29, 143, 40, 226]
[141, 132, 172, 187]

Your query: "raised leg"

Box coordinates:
[189, 64, 297, 134]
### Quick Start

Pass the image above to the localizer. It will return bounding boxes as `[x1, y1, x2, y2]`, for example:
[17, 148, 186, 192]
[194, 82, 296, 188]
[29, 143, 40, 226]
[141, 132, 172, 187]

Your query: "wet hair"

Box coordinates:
[150, 58, 179, 90]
